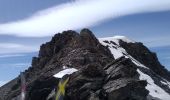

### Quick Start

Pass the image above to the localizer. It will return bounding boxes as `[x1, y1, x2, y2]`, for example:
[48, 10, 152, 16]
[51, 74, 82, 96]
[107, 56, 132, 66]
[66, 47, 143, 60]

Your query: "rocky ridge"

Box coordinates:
[0, 29, 169, 100]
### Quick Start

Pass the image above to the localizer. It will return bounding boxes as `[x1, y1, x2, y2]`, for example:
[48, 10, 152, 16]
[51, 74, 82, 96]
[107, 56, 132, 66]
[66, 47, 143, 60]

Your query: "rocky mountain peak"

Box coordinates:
[0, 29, 170, 100]
[80, 28, 99, 46]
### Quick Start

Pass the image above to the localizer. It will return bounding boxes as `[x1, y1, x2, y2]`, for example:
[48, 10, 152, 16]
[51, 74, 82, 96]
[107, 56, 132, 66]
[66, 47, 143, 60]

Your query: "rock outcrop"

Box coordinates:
[0, 29, 169, 100]
[65, 57, 148, 100]
[119, 40, 170, 81]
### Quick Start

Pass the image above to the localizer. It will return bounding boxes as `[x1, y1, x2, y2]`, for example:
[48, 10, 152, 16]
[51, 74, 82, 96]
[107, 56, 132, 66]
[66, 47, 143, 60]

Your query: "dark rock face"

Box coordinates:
[25, 29, 114, 100]
[0, 29, 114, 100]
[2, 29, 167, 100]
[66, 57, 148, 100]
[119, 40, 170, 81]
[103, 57, 148, 100]
[27, 77, 59, 100]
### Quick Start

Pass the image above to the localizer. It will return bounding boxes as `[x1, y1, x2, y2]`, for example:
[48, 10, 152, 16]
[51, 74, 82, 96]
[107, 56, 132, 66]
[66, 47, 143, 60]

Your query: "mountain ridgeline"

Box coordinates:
[0, 29, 170, 100]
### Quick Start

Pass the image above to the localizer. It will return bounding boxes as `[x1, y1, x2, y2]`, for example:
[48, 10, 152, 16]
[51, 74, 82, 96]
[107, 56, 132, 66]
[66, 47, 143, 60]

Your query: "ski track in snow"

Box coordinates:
[99, 36, 170, 100]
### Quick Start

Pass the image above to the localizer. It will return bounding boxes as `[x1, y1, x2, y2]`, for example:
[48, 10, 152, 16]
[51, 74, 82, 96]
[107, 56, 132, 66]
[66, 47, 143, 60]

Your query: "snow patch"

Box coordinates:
[99, 36, 170, 99]
[99, 37, 147, 68]
[137, 69, 170, 100]
[109, 47, 124, 59]
[54, 68, 78, 78]
[99, 37, 124, 59]
[161, 81, 168, 85]
[99, 36, 135, 45]
[63, 65, 68, 69]
[161, 80, 170, 89]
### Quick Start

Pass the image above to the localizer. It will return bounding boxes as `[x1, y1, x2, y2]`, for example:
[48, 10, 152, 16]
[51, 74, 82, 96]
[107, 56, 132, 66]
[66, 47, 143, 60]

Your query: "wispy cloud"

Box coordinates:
[12, 63, 30, 68]
[0, 63, 30, 68]
[0, 43, 38, 54]
[0, 0, 170, 37]
[0, 54, 25, 58]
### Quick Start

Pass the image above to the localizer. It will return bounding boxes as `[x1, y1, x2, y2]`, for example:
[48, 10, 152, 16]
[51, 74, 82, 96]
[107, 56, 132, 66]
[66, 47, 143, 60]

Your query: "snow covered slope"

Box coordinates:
[99, 36, 170, 100]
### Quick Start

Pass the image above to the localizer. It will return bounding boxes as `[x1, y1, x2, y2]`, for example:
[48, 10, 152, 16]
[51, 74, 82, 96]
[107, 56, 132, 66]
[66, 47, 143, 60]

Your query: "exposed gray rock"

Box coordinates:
[2, 29, 169, 100]
[119, 40, 170, 81]
[64, 57, 148, 100]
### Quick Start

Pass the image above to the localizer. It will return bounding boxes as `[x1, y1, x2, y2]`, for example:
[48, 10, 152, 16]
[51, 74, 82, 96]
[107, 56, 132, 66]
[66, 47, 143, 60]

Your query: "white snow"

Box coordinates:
[99, 36, 170, 100]
[161, 81, 168, 85]
[54, 68, 78, 78]
[99, 36, 147, 68]
[161, 80, 170, 89]
[99, 37, 124, 59]
[63, 65, 68, 69]
[99, 36, 135, 45]
[137, 69, 170, 100]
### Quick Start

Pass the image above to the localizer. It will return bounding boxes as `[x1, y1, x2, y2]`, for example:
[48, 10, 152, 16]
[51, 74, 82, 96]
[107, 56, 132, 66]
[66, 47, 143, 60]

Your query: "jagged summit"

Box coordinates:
[0, 29, 170, 100]
[99, 35, 135, 45]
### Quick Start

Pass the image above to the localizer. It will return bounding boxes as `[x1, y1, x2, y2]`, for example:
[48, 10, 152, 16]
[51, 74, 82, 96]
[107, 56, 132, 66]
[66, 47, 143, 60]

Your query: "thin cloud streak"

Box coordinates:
[0, 63, 30, 68]
[0, 54, 25, 58]
[0, 0, 170, 37]
[0, 43, 39, 54]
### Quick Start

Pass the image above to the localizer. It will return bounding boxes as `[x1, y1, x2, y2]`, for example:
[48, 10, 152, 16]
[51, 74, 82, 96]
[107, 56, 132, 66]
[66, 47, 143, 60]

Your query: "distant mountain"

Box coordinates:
[0, 29, 170, 100]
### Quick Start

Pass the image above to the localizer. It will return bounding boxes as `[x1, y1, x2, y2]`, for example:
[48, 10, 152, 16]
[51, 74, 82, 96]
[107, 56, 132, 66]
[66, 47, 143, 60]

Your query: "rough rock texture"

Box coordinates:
[0, 29, 114, 100]
[0, 29, 167, 100]
[65, 57, 148, 100]
[119, 40, 170, 81]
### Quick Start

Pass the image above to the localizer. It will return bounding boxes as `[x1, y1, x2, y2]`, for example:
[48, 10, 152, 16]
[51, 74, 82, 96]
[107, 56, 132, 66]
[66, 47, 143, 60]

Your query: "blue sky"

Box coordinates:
[0, 0, 170, 86]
